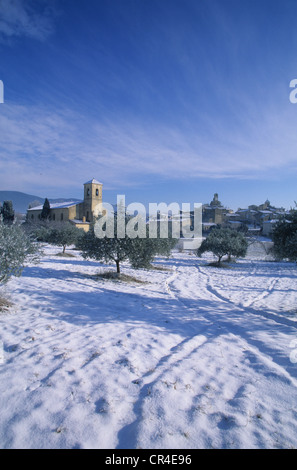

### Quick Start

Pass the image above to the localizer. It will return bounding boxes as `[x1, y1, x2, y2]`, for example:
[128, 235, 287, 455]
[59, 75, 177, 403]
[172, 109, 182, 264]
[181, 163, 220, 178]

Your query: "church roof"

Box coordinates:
[84, 178, 102, 185]
[27, 201, 82, 211]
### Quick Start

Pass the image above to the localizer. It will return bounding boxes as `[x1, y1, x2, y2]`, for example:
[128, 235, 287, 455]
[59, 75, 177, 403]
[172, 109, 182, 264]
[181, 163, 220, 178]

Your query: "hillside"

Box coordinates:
[0, 191, 81, 214]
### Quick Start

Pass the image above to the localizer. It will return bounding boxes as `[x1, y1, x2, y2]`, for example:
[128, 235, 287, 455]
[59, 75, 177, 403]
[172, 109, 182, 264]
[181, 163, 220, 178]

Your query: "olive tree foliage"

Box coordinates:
[78, 224, 130, 274]
[123, 215, 177, 269]
[271, 209, 297, 262]
[197, 227, 248, 266]
[128, 222, 177, 269]
[77, 214, 177, 273]
[46, 222, 83, 253]
[28, 221, 83, 253]
[226, 228, 249, 261]
[0, 221, 40, 284]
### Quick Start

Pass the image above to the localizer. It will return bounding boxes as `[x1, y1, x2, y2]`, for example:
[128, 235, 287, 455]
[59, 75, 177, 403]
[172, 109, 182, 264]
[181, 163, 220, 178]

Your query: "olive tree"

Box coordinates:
[77, 214, 177, 273]
[27, 221, 83, 253]
[0, 221, 40, 284]
[197, 227, 248, 266]
[46, 222, 83, 253]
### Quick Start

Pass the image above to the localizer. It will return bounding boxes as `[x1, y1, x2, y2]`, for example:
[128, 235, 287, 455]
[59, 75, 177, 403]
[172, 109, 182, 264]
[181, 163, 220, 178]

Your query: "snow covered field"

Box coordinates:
[1, 242, 297, 449]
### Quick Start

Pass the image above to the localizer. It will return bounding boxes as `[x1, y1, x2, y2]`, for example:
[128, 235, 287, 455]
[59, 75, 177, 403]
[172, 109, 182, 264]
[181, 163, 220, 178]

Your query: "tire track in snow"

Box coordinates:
[164, 258, 297, 332]
[164, 259, 297, 381]
[116, 255, 297, 448]
[241, 277, 278, 309]
[165, 263, 228, 307]
[194, 264, 295, 329]
[197, 265, 231, 304]
[164, 265, 178, 299]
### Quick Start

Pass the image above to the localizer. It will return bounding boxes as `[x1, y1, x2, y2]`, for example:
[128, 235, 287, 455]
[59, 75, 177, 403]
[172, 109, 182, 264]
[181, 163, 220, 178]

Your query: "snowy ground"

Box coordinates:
[0, 242, 297, 449]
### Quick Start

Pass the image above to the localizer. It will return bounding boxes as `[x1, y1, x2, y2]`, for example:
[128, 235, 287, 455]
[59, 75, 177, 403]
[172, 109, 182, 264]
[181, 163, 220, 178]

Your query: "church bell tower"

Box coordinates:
[83, 178, 103, 222]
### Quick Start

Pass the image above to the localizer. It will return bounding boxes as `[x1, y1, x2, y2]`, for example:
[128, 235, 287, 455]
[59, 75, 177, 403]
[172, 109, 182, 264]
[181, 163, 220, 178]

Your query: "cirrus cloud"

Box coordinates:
[0, 98, 297, 197]
[0, 0, 57, 42]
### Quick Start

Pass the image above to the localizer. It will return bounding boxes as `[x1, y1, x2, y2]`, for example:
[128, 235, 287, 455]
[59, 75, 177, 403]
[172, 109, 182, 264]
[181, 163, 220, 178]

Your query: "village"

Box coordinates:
[201, 193, 291, 237]
[24, 179, 292, 241]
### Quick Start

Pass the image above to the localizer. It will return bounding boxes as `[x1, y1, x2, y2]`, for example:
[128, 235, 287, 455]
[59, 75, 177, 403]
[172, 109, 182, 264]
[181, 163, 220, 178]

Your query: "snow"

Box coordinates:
[84, 179, 102, 185]
[0, 243, 297, 449]
[27, 201, 82, 211]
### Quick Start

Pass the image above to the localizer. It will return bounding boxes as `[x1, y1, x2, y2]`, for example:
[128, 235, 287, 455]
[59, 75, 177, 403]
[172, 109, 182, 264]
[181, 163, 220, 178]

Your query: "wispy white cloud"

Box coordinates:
[0, 97, 296, 195]
[0, 0, 56, 42]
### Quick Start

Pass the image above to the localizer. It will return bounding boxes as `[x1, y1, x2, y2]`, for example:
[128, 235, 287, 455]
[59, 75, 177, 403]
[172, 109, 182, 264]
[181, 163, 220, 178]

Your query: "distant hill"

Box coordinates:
[0, 191, 81, 214]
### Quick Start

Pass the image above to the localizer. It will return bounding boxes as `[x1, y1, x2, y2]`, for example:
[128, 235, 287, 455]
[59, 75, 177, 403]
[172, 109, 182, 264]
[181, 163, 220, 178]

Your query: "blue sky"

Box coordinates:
[0, 0, 296, 211]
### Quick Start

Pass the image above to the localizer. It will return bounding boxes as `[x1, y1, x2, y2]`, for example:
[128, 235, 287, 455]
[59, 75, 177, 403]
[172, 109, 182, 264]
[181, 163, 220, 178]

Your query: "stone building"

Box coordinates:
[27, 179, 103, 231]
[225, 200, 288, 234]
[202, 193, 232, 226]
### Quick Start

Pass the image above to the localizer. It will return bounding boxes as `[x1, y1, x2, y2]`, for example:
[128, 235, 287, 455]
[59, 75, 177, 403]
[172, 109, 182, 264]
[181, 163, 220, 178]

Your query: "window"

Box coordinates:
[96, 188, 99, 196]
[53, 214, 55, 221]
[87, 188, 90, 196]
[61, 213, 63, 221]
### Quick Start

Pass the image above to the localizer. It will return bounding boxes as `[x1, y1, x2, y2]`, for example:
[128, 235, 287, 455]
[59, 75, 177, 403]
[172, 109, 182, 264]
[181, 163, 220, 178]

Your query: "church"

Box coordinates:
[27, 179, 104, 232]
